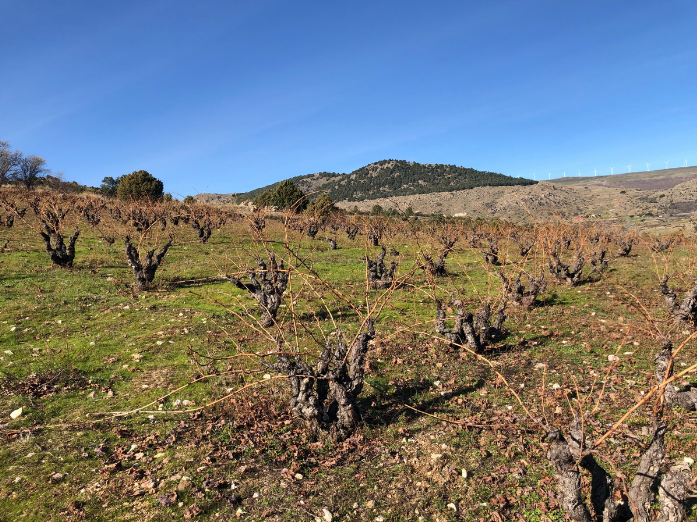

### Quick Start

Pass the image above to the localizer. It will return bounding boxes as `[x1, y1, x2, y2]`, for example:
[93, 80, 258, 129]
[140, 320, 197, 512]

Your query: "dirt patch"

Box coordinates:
[132, 367, 177, 391]
[0, 368, 89, 398]
[622, 175, 697, 190]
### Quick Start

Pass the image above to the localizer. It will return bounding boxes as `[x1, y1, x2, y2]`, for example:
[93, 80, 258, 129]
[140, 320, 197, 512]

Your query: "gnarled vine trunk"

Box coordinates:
[655, 341, 697, 411]
[548, 245, 585, 285]
[268, 321, 375, 443]
[435, 296, 506, 352]
[659, 276, 697, 328]
[40, 227, 79, 267]
[499, 271, 546, 309]
[229, 254, 288, 328]
[124, 236, 172, 291]
[547, 418, 689, 522]
[366, 247, 397, 289]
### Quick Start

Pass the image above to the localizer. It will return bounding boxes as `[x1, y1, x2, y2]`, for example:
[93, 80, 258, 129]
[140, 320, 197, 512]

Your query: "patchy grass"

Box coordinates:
[0, 218, 696, 521]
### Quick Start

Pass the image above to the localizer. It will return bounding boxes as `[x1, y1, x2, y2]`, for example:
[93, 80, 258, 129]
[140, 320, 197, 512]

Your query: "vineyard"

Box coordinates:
[0, 188, 695, 521]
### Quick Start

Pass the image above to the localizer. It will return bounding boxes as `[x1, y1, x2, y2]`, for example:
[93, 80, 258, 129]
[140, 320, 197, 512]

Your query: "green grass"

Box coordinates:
[0, 219, 696, 521]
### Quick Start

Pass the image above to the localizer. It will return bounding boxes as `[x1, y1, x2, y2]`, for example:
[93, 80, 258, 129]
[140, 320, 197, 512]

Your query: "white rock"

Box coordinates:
[447, 503, 457, 512]
[461, 469, 468, 478]
[534, 363, 546, 370]
[9, 327, 17, 332]
[551, 383, 560, 390]
[608, 354, 619, 362]
[156, 341, 163, 345]
[322, 508, 333, 521]
[10, 407, 23, 419]
[294, 473, 303, 480]
[263, 374, 271, 379]
[684, 457, 694, 465]
[4, 350, 13, 355]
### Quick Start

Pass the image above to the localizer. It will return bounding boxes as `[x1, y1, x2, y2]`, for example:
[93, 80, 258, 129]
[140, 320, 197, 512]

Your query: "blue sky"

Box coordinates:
[1, 1, 696, 196]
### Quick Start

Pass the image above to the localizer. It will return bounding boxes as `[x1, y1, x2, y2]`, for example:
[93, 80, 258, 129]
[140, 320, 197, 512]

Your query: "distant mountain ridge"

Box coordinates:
[235, 159, 536, 203]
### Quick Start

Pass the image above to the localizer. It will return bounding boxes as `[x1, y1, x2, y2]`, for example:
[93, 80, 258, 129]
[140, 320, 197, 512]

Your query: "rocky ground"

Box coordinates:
[334, 167, 697, 232]
[195, 167, 697, 232]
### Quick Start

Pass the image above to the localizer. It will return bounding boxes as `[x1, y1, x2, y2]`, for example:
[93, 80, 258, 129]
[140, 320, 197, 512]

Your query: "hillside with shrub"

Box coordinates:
[236, 160, 536, 203]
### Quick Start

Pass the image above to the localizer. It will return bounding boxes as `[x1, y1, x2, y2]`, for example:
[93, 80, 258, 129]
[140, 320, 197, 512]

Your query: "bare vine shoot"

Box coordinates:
[0, 188, 696, 521]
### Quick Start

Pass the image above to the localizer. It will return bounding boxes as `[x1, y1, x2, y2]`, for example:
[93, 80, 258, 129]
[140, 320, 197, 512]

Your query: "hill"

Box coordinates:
[230, 160, 536, 203]
[334, 166, 697, 232]
[548, 166, 697, 190]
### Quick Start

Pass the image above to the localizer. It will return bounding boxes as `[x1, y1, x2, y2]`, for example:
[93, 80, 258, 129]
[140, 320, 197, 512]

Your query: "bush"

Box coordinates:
[272, 180, 307, 211]
[253, 190, 274, 209]
[117, 171, 164, 201]
[253, 180, 308, 212]
[99, 176, 122, 198]
[305, 193, 335, 218]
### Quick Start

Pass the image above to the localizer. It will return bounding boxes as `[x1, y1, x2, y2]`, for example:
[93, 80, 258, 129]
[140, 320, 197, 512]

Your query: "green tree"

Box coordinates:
[253, 190, 274, 208]
[305, 193, 335, 218]
[371, 204, 383, 216]
[271, 180, 307, 212]
[117, 170, 164, 201]
[99, 176, 122, 198]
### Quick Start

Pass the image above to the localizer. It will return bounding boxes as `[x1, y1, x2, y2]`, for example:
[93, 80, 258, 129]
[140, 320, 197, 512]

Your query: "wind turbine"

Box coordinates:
[610, 167, 614, 175]
[563, 171, 566, 177]
[627, 164, 631, 173]
[664, 160, 670, 169]
[577, 171, 581, 177]
[684, 159, 688, 167]
[594, 168, 597, 176]
[533, 172, 536, 180]
[646, 163, 650, 171]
